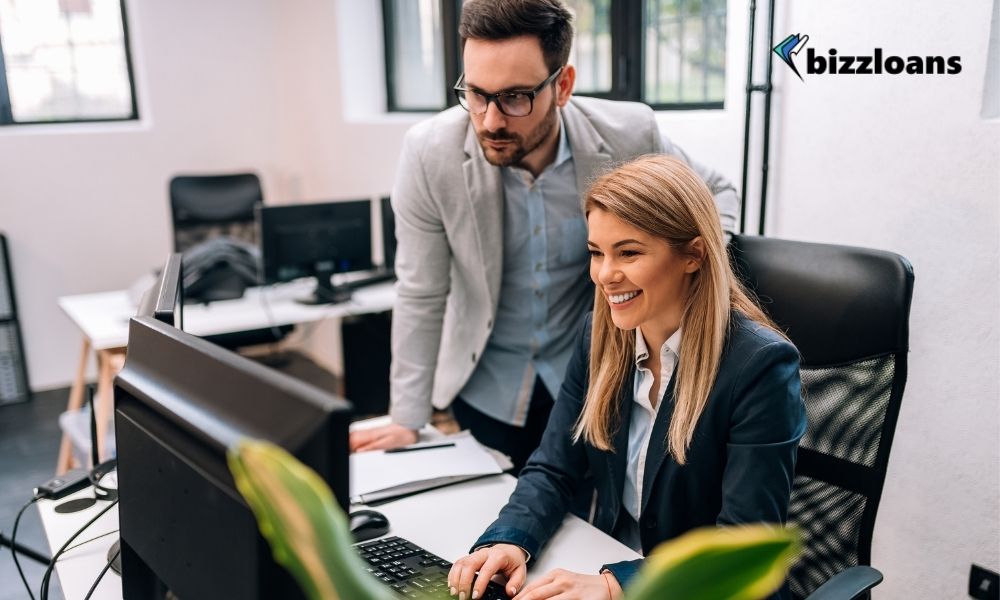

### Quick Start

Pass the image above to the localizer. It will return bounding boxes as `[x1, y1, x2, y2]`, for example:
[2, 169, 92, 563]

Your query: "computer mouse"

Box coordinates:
[349, 509, 391, 542]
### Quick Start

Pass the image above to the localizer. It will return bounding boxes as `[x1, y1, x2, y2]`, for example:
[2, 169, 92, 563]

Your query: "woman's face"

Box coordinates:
[587, 208, 701, 336]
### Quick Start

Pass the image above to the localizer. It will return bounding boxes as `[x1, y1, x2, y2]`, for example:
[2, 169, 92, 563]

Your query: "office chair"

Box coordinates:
[169, 173, 262, 253]
[729, 234, 914, 600]
[168, 173, 292, 348]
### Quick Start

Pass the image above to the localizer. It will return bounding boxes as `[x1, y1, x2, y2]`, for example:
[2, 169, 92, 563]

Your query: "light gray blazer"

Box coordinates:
[389, 96, 739, 429]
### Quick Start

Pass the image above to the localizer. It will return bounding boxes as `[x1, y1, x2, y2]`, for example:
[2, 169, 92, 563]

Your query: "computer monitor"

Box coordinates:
[380, 196, 396, 271]
[136, 253, 184, 329]
[257, 200, 373, 305]
[114, 316, 352, 599]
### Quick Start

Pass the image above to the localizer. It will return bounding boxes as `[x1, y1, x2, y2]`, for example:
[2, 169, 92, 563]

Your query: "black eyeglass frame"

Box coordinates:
[453, 66, 564, 117]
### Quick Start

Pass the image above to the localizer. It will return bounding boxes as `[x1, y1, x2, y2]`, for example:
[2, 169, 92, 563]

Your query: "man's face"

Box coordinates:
[462, 35, 570, 167]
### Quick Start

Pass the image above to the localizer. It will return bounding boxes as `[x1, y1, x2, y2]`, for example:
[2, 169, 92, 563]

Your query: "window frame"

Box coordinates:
[381, 0, 462, 113]
[0, 0, 140, 127]
[381, 0, 725, 113]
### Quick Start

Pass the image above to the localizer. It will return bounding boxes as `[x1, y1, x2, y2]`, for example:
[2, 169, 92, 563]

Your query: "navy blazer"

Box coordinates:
[473, 311, 806, 593]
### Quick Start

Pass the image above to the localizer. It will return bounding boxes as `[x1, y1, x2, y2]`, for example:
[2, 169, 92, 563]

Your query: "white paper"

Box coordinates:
[350, 431, 503, 498]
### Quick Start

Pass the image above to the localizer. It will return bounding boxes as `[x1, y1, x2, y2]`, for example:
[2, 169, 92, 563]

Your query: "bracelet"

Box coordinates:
[601, 571, 615, 600]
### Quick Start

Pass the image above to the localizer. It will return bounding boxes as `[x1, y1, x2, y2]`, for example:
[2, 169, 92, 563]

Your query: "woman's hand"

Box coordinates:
[512, 569, 622, 600]
[448, 544, 528, 599]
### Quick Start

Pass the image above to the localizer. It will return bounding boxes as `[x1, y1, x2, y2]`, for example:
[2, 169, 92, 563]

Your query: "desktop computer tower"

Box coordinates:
[342, 310, 391, 417]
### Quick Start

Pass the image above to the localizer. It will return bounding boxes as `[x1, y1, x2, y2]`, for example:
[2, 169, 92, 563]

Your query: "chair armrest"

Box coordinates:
[805, 566, 884, 600]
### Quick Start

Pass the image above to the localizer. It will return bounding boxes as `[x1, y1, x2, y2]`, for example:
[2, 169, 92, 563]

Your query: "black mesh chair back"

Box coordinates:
[169, 173, 262, 252]
[730, 235, 914, 600]
[168, 173, 291, 349]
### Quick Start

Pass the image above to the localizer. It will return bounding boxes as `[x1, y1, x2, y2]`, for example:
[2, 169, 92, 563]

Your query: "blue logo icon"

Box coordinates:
[774, 33, 810, 80]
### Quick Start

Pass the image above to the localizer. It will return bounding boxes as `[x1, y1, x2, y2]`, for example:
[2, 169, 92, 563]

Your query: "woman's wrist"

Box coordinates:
[601, 570, 623, 599]
[473, 542, 530, 562]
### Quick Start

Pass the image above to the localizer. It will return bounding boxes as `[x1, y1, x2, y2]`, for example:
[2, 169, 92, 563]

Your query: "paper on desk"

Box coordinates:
[350, 431, 504, 503]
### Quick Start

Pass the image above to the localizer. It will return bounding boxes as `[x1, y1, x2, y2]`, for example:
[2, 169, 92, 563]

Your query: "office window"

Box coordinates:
[644, 0, 726, 107]
[380, 0, 726, 112]
[0, 0, 137, 126]
[382, 0, 452, 112]
[565, 0, 612, 95]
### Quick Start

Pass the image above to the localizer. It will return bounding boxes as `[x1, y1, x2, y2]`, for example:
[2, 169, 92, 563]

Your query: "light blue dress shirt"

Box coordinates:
[457, 119, 592, 426]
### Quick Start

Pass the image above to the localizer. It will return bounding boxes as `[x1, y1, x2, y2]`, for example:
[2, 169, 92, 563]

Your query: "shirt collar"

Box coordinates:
[553, 113, 572, 167]
[634, 327, 683, 366]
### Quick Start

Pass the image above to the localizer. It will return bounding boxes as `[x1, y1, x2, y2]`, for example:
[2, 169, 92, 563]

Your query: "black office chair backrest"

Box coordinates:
[169, 173, 263, 252]
[729, 235, 914, 600]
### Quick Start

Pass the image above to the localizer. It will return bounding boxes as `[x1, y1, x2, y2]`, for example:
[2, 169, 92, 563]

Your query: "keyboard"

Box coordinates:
[357, 536, 509, 599]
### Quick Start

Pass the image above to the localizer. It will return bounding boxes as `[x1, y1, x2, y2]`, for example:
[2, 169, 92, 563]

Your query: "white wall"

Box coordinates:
[767, 1, 1000, 598]
[0, 0, 305, 389]
[0, 1, 996, 598]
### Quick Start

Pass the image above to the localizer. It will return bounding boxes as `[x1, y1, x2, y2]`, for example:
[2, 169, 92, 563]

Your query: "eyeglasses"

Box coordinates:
[453, 67, 563, 117]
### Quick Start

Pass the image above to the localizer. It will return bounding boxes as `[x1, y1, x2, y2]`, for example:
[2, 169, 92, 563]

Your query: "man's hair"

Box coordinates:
[459, 0, 574, 74]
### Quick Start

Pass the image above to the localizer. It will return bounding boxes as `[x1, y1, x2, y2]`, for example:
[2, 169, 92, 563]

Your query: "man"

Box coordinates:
[350, 0, 739, 472]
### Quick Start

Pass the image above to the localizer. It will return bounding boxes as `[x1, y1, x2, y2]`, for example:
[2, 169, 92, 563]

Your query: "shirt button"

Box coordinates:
[487, 319, 492, 329]
[535, 263, 543, 271]
[533, 225, 541, 236]
[471, 353, 477, 362]
[534, 290, 543, 298]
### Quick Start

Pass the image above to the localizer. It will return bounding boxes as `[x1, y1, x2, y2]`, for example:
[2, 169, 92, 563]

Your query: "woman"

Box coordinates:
[448, 155, 806, 600]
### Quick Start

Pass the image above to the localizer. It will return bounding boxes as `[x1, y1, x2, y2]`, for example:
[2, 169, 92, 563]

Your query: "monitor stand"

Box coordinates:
[296, 270, 352, 305]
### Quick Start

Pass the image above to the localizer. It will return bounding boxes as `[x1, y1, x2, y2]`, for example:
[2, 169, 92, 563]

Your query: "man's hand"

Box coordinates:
[349, 423, 419, 452]
[512, 569, 621, 600]
[449, 544, 528, 599]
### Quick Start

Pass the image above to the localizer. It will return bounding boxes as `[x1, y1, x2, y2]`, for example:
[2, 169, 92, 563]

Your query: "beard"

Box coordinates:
[477, 99, 558, 168]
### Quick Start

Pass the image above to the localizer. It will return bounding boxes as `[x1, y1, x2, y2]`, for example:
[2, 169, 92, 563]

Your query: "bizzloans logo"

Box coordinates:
[773, 33, 962, 80]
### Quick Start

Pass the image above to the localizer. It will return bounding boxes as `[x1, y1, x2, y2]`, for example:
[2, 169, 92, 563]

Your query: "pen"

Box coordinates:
[384, 442, 456, 454]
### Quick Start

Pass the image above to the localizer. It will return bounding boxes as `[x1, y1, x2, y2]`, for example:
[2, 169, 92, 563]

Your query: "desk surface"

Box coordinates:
[39, 475, 639, 600]
[58, 278, 396, 350]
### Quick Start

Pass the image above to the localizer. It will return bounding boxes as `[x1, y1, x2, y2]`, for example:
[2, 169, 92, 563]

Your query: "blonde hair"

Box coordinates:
[573, 155, 779, 464]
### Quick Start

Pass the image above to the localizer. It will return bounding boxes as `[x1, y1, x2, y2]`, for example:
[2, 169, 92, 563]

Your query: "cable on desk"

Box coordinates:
[259, 283, 343, 350]
[83, 544, 120, 600]
[63, 529, 119, 555]
[11, 494, 44, 600]
[40, 499, 119, 600]
[259, 283, 291, 356]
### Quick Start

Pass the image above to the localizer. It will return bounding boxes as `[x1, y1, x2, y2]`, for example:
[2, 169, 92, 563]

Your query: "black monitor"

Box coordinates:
[114, 317, 352, 599]
[258, 200, 373, 304]
[380, 196, 396, 271]
[136, 253, 184, 329]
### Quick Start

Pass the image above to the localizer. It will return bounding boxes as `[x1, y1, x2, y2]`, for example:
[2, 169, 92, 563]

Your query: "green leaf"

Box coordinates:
[625, 525, 800, 600]
[227, 439, 397, 600]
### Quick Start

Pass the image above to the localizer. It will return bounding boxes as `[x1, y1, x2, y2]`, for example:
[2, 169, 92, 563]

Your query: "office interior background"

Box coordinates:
[0, 0, 996, 599]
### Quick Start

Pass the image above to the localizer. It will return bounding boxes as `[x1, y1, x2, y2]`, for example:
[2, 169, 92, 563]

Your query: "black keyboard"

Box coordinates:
[357, 536, 508, 599]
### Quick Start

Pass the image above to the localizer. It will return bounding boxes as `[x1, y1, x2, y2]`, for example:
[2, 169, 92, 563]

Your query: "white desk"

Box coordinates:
[54, 279, 396, 472]
[39, 476, 640, 600]
[57, 278, 396, 352]
[37, 491, 119, 600]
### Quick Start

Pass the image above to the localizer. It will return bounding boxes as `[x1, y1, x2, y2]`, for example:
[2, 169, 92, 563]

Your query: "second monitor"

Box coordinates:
[258, 200, 373, 304]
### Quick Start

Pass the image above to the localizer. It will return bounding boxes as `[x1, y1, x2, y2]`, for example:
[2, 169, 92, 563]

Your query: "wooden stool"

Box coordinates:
[55, 342, 127, 474]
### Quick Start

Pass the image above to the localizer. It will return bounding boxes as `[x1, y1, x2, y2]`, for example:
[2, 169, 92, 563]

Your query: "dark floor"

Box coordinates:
[1, 387, 67, 600]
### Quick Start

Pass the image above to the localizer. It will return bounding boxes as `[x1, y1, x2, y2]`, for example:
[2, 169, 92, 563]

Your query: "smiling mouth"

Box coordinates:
[608, 290, 642, 305]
